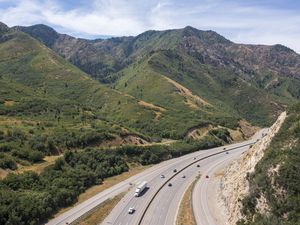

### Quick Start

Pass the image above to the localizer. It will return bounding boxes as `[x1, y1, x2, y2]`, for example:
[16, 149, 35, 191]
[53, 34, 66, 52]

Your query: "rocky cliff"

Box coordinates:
[218, 111, 287, 225]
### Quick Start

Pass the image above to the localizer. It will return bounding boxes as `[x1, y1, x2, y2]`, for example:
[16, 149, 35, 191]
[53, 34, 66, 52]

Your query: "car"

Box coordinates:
[194, 157, 196, 160]
[223, 147, 226, 150]
[128, 207, 135, 214]
[182, 175, 186, 178]
[168, 183, 172, 187]
[173, 169, 177, 173]
[226, 151, 229, 154]
[160, 174, 165, 178]
[206, 175, 209, 178]
[197, 164, 200, 168]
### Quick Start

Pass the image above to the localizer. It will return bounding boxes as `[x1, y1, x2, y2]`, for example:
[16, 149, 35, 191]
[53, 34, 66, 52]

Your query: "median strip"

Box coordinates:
[176, 174, 200, 225]
[137, 141, 256, 225]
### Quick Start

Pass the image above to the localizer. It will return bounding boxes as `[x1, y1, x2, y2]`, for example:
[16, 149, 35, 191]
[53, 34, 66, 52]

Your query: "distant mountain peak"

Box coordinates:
[13, 23, 59, 47]
[0, 22, 9, 32]
[181, 25, 231, 44]
[272, 44, 294, 53]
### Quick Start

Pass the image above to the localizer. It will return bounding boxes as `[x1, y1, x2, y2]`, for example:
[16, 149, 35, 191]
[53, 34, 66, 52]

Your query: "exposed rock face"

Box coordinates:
[218, 111, 287, 225]
[16, 24, 300, 82]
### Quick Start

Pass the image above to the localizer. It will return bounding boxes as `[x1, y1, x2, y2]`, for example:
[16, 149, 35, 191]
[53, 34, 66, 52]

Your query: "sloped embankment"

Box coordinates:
[218, 111, 286, 225]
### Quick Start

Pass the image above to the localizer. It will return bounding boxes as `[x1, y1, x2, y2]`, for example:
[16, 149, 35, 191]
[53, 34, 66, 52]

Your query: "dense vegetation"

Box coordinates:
[238, 103, 300, 225]
[0, 149, 128, 225]
[0, 137, 222, 225]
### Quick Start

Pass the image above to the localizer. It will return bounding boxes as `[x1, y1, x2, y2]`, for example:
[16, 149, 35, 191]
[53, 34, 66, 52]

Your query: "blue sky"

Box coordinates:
[0, 0, 299, 52]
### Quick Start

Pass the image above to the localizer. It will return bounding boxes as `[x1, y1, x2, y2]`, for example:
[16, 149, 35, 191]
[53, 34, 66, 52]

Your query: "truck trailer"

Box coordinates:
[134, 181, 147, 197]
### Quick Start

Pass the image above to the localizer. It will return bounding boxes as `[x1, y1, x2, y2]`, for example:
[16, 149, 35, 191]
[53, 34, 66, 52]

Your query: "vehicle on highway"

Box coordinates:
[168, 183, 172, 187]
[160, 174, 165, 178]
[197, 164, 200, 167]
[128, 207, 135, 214]
[134, 181, 147, 197]
[182, 175, 186, 178]
[206, 175, 209, 178]
[223, 147, 226, 150]
[194, 157, 196, 160]
[226, 151, 229, 154]
[173, 169, 177, 173]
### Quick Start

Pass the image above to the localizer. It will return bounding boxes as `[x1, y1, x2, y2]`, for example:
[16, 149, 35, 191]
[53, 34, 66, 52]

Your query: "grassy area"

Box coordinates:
[176, 174, 200, 225]
[75, 192, 126, 225]
[15, 155, 62, 175]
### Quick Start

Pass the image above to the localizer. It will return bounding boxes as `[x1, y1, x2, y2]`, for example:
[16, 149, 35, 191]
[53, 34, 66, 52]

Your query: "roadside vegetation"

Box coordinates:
[0, 138, 222, 225]
[238, 103, 300, 225]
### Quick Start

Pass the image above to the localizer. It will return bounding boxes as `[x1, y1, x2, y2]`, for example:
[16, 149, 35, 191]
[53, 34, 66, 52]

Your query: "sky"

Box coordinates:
[0, 0, 299, 52]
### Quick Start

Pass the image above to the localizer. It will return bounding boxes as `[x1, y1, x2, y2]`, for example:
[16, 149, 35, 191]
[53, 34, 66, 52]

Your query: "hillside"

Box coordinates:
[237, 103, 300, 225]
[16, 24, 300, 126]
[114, 49, 289, 126]
[1, 23, 250, 172]
[219, 104, 300, 225]
[0, 25, 156, 169]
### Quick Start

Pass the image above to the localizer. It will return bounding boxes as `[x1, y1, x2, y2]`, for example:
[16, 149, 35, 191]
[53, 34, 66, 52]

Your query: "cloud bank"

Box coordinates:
[0, 0, 299, 52]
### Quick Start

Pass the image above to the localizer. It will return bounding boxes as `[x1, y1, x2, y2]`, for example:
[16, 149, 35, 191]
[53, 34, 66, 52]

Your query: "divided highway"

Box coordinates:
[47, 129, 267, 225]
[102, 129, 267, 225]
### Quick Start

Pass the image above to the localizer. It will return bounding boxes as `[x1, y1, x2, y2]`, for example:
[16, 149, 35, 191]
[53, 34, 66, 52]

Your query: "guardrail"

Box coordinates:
[137, 141, 256, 225]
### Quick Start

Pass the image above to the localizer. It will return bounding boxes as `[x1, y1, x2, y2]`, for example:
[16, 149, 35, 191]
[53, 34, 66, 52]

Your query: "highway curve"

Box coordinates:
[102, 129, 267, 225]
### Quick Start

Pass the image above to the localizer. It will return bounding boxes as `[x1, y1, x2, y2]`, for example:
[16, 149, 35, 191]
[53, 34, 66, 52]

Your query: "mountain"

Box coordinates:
[1, 23, 253, 170]
[1, 21, 299, 225]
[15, 24, 300, 127]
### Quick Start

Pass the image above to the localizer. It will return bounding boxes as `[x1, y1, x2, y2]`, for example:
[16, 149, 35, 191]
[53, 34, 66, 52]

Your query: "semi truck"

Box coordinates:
[134, 181, 147, 197]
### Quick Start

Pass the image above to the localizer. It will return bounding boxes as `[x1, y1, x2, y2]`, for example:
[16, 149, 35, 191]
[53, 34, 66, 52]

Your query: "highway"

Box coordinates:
[102, 129, 267, 225]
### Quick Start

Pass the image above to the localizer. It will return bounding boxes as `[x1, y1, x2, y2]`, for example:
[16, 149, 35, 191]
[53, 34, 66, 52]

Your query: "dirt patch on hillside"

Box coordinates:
[0, 168, 9, 179]
[4, 100, 16, 106]
[186, 124, 214, 140]
[99, 134, 150, 147]
[16, 155, 62, 175]
[138, 100, 166, 112]
[138, 100, 166, 120]
[238, 120, 260, 139]
[164, 76, 212, 108]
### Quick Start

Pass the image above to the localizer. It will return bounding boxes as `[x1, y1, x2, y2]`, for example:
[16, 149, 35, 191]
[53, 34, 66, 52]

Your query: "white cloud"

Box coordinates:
[0, 0, 299, 53]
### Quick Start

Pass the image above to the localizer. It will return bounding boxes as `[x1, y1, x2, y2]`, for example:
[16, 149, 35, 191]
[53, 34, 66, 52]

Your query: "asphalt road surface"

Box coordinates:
[102, 129, 267, 225]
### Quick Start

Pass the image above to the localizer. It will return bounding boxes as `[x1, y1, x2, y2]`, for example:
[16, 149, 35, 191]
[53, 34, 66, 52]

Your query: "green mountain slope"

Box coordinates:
[1, 24, 248, 169]
[0, 27, 159, 168]
[113, 49, 288, 127]
[239, 103, 300, 225]
[16, 24, 300, 127]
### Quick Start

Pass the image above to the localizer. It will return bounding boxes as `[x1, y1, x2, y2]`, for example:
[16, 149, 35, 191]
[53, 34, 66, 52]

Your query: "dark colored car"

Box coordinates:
[206, 175, 209, 178]
[168, 183, 172, 187]
[197, 164, 200, 167]
[173, 169, 177, 173]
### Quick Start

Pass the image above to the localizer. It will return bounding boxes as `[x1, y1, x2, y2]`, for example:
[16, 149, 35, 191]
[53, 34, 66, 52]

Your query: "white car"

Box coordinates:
[128, 207, 135, 214]
[160, 174, 165, 178]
